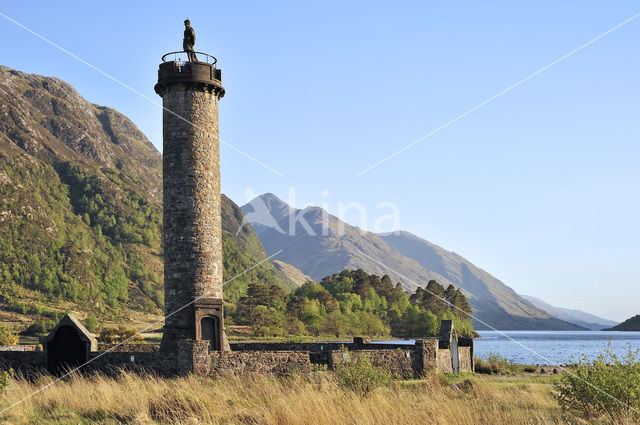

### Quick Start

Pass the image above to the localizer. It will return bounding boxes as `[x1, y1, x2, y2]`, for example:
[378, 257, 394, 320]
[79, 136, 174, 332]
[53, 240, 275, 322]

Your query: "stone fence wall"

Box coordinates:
[0, 351, 46, 375]
[329, 349, 417, 378]
[180, 341, 311, 376]
[231, 337, 474, 376]
[230, 341, 416, 364]
[98, 343, 159, 353]
[85, 352, 170, 375]
[0, 336, 473, 377]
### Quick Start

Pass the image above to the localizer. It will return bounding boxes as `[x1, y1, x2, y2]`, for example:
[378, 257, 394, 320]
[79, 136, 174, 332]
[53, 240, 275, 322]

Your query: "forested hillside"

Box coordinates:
[605, 315, 640, 331]
[0, 65, 291, 334]
[229, 269, 474, 338]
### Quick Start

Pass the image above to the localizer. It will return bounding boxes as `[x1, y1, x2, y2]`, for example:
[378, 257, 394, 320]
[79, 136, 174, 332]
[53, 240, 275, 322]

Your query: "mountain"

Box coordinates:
[243, 194, 450, 285]
[242, 193, 585, 330]
[378, 231, 587, 330]
[522, 295, 617, 331]
[220, 194, 298, 303]
[271, 260, 312, 287]
[0, 65, 291, 331]
[604, 315, 640, 331]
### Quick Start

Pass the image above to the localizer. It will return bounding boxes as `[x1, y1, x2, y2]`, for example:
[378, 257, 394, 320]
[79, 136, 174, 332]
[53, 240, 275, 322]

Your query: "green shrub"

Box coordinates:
[24, 318, 55, 336]
[554, 343, 640, 421]
[98, 326, 144, 344]
[84, 313, 99, 332]
[474, 353, 519, 375]
[0, 368, 13, 397]
[0, 323, 19, 346]
[334, 354, 391, 396]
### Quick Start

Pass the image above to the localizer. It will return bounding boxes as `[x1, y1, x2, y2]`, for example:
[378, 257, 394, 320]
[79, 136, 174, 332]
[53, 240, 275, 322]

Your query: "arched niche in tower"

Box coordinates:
[199, 316, 220, 351]
[194, 298, 224, 351]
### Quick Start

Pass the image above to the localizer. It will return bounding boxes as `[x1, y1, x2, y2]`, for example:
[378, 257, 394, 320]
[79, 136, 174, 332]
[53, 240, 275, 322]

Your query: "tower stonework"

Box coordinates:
[155, 54, 228, 354]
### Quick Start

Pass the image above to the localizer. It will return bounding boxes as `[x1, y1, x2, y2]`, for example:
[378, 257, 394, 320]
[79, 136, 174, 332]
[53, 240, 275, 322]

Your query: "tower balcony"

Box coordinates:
[155, 51, 224, 98]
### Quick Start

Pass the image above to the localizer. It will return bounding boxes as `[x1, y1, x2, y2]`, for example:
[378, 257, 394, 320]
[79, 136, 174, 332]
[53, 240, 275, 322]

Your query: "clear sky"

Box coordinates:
[1, 1, 638, 321]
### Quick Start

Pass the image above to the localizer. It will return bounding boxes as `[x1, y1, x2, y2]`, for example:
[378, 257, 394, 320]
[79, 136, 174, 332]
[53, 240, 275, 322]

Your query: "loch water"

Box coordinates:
[377, 331, 640, 365]
[473, 330, 640, 365]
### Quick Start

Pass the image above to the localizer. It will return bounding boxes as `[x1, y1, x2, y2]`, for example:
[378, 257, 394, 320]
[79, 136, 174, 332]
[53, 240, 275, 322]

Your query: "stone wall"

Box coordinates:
[414, 339, 438, 373]
[98, 343, 159, 353]
[182, 340, 311, 376]
[458, 347, 472, 372]
[230, 341, 416, 364]
[0, 336, 474, 377]
[437, 349, 453, 373]
[208, 351, 311, 376]
[231, 338, 473, 376]
[458, 337, 474, 372]
[0, 351, 46, 375]
[329, 349, 416, 378]
[85, 352, 170, 375]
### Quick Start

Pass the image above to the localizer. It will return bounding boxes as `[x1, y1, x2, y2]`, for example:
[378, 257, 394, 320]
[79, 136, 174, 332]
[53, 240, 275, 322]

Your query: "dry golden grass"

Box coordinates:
[0, 372, 632, 424]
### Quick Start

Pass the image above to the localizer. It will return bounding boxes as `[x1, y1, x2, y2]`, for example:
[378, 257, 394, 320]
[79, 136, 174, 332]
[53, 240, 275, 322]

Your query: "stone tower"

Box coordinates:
[155, 49, 227, 353]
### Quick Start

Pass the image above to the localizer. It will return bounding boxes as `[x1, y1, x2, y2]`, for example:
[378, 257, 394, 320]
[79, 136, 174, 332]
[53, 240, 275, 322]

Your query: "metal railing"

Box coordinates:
[161, 51, 218, 67]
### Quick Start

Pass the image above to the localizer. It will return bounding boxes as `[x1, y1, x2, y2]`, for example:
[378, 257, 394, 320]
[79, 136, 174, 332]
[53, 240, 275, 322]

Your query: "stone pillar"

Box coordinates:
[155, 59, 227, 354]
[177, 340, 212, 375]
[413, 339, 438, 375]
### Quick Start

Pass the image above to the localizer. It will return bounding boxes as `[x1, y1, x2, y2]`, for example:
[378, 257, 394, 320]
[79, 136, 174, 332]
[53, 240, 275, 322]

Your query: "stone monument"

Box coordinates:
[155, 23, 228, 354]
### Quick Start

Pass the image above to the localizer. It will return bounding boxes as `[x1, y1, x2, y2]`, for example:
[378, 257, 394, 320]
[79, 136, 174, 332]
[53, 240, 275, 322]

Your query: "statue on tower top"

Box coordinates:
[183, 19, 196, 62]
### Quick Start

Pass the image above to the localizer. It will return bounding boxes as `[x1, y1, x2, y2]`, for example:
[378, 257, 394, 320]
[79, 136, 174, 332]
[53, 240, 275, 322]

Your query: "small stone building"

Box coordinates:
[45, 314, 97, 375]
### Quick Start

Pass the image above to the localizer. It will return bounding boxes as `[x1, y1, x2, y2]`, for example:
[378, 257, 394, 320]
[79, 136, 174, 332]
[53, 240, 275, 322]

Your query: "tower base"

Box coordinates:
[160, 297, 229, 354]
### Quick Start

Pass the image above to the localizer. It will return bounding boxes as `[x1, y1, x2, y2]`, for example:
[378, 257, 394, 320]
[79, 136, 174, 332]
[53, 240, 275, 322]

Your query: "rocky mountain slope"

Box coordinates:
[0, 66, 290, 331]
[271, 260, 312, 287]
[378, 231, 587, 330]
[242, 193, 585, 330]
[522, 295, 617, 330]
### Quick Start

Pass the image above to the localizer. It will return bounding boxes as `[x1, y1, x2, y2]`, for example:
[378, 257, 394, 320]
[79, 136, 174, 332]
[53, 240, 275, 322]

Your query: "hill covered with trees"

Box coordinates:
[0, 66, 292, 334]
[604, 315, 640, 331]
[229, 269, 474, 338]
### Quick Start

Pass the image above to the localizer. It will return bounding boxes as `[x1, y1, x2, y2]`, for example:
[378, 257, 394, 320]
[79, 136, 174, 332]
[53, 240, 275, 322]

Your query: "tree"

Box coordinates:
[301, 299, 326, 335]
[321, 274, 354, 296]
[555, 344, 640, 421]
[443, 284, 457, 307]
[0, 323, 19, 346]
[324, 310, 347, 337]
[375, 275, 394, 300]
[247, 305, 286, 336]
[231, 269, 474, 338]
[286, 296, 306, 318]
[295, 281, 329, 300]
[421, 280, 447, 316]
[452, 288, 472, 318]
[316, 291, 339, 312]
[357, 311, 388, 336]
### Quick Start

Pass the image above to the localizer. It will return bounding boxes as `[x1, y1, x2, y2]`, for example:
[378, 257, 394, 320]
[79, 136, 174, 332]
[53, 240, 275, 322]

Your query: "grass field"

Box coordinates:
[0, 371, 635, 425]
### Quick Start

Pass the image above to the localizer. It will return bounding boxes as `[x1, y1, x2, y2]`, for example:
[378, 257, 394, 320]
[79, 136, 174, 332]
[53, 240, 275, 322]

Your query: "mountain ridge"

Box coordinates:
[522, 295, 617, 331]
[241, 193, 585, 330]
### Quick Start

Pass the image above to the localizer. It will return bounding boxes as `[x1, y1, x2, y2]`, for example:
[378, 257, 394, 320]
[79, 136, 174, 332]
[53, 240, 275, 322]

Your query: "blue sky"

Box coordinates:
[1, 1, 638, 321]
